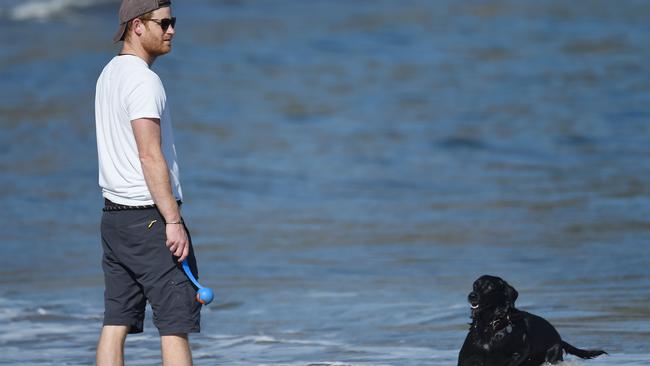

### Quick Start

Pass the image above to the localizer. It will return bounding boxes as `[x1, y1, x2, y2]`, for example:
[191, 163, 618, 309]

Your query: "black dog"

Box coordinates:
[458, 275, 606, 366]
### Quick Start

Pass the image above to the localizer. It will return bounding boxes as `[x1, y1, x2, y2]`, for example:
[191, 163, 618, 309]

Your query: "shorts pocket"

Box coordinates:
[119, 211, 165, 247]
[152, 277, 202, 334]
[170, 278, 196, 308]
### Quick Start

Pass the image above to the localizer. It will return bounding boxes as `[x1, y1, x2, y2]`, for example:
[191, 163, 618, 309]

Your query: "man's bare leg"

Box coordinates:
[161, 333, 192, 366]
[96, 325, 129, 366]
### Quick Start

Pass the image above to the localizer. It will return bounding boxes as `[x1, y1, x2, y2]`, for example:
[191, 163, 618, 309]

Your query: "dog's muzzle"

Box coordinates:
[468, 291, 480, 308]
[468, 292, 481, 319]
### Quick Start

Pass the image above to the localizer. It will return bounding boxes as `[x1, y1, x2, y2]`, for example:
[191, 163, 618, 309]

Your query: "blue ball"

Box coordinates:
[197, 288, 214, 305]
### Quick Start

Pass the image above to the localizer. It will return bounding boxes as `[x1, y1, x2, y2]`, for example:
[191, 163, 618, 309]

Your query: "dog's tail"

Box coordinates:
[562, 341, 607, 359]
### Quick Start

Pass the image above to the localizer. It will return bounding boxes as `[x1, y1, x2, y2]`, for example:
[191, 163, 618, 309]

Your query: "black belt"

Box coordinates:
[103, 198, 182, 212]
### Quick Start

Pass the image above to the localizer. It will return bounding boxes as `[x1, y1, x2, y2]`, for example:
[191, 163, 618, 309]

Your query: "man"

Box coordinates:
[94, 1, 200, 365]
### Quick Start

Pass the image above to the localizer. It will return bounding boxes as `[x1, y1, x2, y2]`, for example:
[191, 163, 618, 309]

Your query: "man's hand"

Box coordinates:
[165, 223, 189, 262]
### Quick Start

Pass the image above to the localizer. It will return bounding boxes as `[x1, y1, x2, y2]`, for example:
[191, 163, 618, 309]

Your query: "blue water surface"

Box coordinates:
[1, 0, 649, 365]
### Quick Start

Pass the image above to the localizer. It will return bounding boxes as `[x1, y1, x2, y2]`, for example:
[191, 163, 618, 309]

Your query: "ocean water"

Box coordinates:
[1, 0, 650, 365]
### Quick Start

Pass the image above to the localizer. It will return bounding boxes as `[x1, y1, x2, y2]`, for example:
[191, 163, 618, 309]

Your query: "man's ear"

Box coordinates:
[132, 19, 144, 37]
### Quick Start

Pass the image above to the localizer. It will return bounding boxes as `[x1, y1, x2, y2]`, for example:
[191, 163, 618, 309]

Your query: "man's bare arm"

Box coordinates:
[132, 117, 189, 262]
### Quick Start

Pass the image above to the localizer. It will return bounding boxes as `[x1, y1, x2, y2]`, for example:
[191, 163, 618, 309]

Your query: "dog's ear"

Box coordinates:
[504, 282, 518, 305]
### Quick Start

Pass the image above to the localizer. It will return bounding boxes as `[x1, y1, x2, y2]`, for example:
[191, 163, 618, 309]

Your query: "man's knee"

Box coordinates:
[161, 333, 192, 366]
[97, 326, 130, 366]
[161, 333, 189, 346]
[100, 325, 130, 341]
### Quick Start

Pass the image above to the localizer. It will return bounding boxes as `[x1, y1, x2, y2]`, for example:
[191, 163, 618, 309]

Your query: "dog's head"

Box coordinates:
[468, 275, 518, 320]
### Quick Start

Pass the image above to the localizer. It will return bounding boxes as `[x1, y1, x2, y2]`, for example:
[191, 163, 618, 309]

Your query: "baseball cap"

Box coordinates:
[113, 0, 171, 43]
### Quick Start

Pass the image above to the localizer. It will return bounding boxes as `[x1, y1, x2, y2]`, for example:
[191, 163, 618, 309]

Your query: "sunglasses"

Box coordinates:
[144, 17, 176, 32]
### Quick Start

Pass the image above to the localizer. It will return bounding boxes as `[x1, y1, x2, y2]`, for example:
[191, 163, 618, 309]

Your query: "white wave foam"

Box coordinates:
[0, 297, 28, 321]
[0, 320, 90, 343]
[204, 333, 344, 349]
[8, 0, 108, 21]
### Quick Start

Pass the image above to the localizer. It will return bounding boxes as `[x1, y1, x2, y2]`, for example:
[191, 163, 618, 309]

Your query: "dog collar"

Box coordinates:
[489, 313, 513, 332]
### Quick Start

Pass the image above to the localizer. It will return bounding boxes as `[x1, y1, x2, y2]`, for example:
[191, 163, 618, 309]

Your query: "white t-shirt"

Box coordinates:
[95, 55, 182, 206]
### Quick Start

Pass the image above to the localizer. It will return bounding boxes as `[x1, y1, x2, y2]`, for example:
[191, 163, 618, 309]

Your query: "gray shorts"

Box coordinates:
[101, 208, 201, 336]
